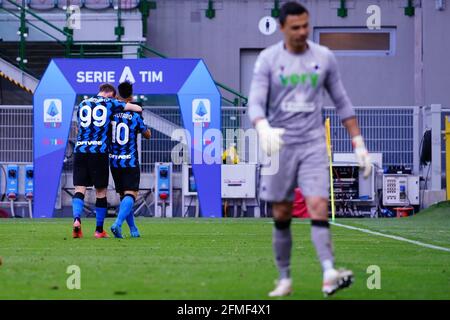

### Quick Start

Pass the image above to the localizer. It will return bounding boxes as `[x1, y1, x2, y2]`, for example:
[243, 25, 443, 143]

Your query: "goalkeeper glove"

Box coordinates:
[352, 135, 372, 178]
[255, 119, 285, 156]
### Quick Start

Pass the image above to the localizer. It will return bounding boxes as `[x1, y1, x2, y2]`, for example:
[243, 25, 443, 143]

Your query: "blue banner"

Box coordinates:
[33, 58, 221, 218]
[53, 58, 199, 94]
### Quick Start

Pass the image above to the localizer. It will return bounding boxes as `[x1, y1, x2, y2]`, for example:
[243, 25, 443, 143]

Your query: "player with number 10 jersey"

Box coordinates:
[109, 81, 151, 239]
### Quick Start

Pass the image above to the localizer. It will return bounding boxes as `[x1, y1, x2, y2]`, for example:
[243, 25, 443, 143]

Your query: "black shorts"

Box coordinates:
[73, 153, 109, 188]
[111, 166, 141, 194]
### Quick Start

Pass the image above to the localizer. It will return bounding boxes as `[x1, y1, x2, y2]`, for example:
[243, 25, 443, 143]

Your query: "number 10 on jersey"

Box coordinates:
[111, 121, 129, 145]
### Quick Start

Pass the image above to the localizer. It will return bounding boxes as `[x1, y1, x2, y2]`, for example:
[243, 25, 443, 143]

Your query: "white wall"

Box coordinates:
[0, 10, 143, 42]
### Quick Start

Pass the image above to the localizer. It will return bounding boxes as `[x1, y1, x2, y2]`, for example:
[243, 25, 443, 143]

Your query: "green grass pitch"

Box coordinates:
[0, 202, 449, 300]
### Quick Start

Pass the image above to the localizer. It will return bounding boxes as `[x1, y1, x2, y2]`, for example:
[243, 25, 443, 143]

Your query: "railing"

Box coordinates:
[2, 0, 73, 69]
[1, 104, 446, 207]
[0, 105, 432, 174]
[0, 0, 248, 106]
[324, 106, 420, 173]
[138, 44, 248, 106]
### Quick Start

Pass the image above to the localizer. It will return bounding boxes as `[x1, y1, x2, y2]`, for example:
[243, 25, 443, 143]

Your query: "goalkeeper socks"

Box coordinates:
[95, 197, 108, 232]
[273, 219, 292, 280]
[72, 192, 84, 222]
[115, 195, 135, 228]
[311, 220, 335, 272]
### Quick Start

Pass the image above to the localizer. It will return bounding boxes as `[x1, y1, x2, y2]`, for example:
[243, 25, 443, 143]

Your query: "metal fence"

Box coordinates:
[140, 106, 248, 173]
[324, 106, 419, 170]
[0, 106, 33, 163]
[0, 105, 435, 179]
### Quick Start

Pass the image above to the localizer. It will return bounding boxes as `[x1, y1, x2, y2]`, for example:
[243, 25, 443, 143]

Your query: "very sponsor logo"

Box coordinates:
[280, 72, 319, 88]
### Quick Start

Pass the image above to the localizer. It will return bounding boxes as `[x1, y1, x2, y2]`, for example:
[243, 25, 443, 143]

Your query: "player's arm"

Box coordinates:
[137, 113, 151, 139]
[325, 50, 371, 177]
[248, 52, 284, 155]
[124, 102, 142, 112]
[142, 128, 151, 139]
[248, 52, 271, 126]
[110, 98, 141, 113]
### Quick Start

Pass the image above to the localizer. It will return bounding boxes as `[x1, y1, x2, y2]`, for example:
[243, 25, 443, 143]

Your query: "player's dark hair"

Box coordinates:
[118, 81, 133, 99]
[99, 83, 116, 96]
[279, 2, 309, 26]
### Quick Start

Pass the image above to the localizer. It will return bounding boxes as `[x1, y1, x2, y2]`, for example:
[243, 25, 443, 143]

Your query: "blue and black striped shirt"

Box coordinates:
[74, 96, 126, 154]
[109, 111, 148, 168]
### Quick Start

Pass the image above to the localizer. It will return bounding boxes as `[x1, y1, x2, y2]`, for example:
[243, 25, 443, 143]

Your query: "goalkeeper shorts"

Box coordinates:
[259, 136, 329, 202]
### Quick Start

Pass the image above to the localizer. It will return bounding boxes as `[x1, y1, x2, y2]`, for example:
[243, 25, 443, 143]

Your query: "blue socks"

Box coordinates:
[73, 193, 136, 234]
[115, 195, 135, 228]
[72, 192, 84, 222]
[126, 210, 136, 230]
[95, 197, 107, 232]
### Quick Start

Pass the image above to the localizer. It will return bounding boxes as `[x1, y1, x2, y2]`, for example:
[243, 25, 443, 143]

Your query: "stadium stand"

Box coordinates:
[2, 0, 30, 10]
[84, 0, 111, 10]
[29, 0, 56, 10]
[56, 0, 84, 10]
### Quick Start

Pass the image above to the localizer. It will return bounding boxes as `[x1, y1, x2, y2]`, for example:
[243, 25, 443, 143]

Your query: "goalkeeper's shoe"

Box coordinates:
[268, 278, 292, 297]
[322, 268, 354, 297]
[94, 230, 109, 239]
[72, 220, 83, 238]
[110, 224, 123, 239]
[130, 226, 140, 238]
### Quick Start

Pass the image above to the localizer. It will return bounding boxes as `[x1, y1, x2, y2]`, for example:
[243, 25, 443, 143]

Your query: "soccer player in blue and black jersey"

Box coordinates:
[72, 83, 142, 238]
[109, 81, 151, 238]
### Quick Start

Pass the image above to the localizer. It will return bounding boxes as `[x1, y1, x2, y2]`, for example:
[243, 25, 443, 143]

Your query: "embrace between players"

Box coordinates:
[71, 81, 151, 239]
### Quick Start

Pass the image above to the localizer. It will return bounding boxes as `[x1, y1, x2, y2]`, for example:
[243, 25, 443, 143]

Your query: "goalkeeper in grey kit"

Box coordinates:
[248, 2, 372, 297]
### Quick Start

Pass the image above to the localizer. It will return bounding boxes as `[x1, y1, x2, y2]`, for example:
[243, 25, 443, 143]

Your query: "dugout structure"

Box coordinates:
[33, 58, 222, 218]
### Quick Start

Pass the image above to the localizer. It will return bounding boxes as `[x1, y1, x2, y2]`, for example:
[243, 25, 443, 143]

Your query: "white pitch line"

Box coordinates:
[331, 222, 450, 253]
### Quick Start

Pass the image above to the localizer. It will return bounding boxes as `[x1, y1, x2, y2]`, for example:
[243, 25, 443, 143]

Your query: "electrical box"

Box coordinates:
[25, 165, 33, 198]
[154, 162, 173, 217]
[181, 164, 200, 218]
[332, 163, 376, 201]
[383, 174, 420, 206]
[182, 164, 197, 196]
[221, 164, 256, 199]
[6, 165, 19, 200]
[332, 165, 359, 200]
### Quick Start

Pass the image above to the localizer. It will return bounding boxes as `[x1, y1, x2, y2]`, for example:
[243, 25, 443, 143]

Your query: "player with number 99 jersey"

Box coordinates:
[72, 84, 142, 190]
[74, 96, 126, 154]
